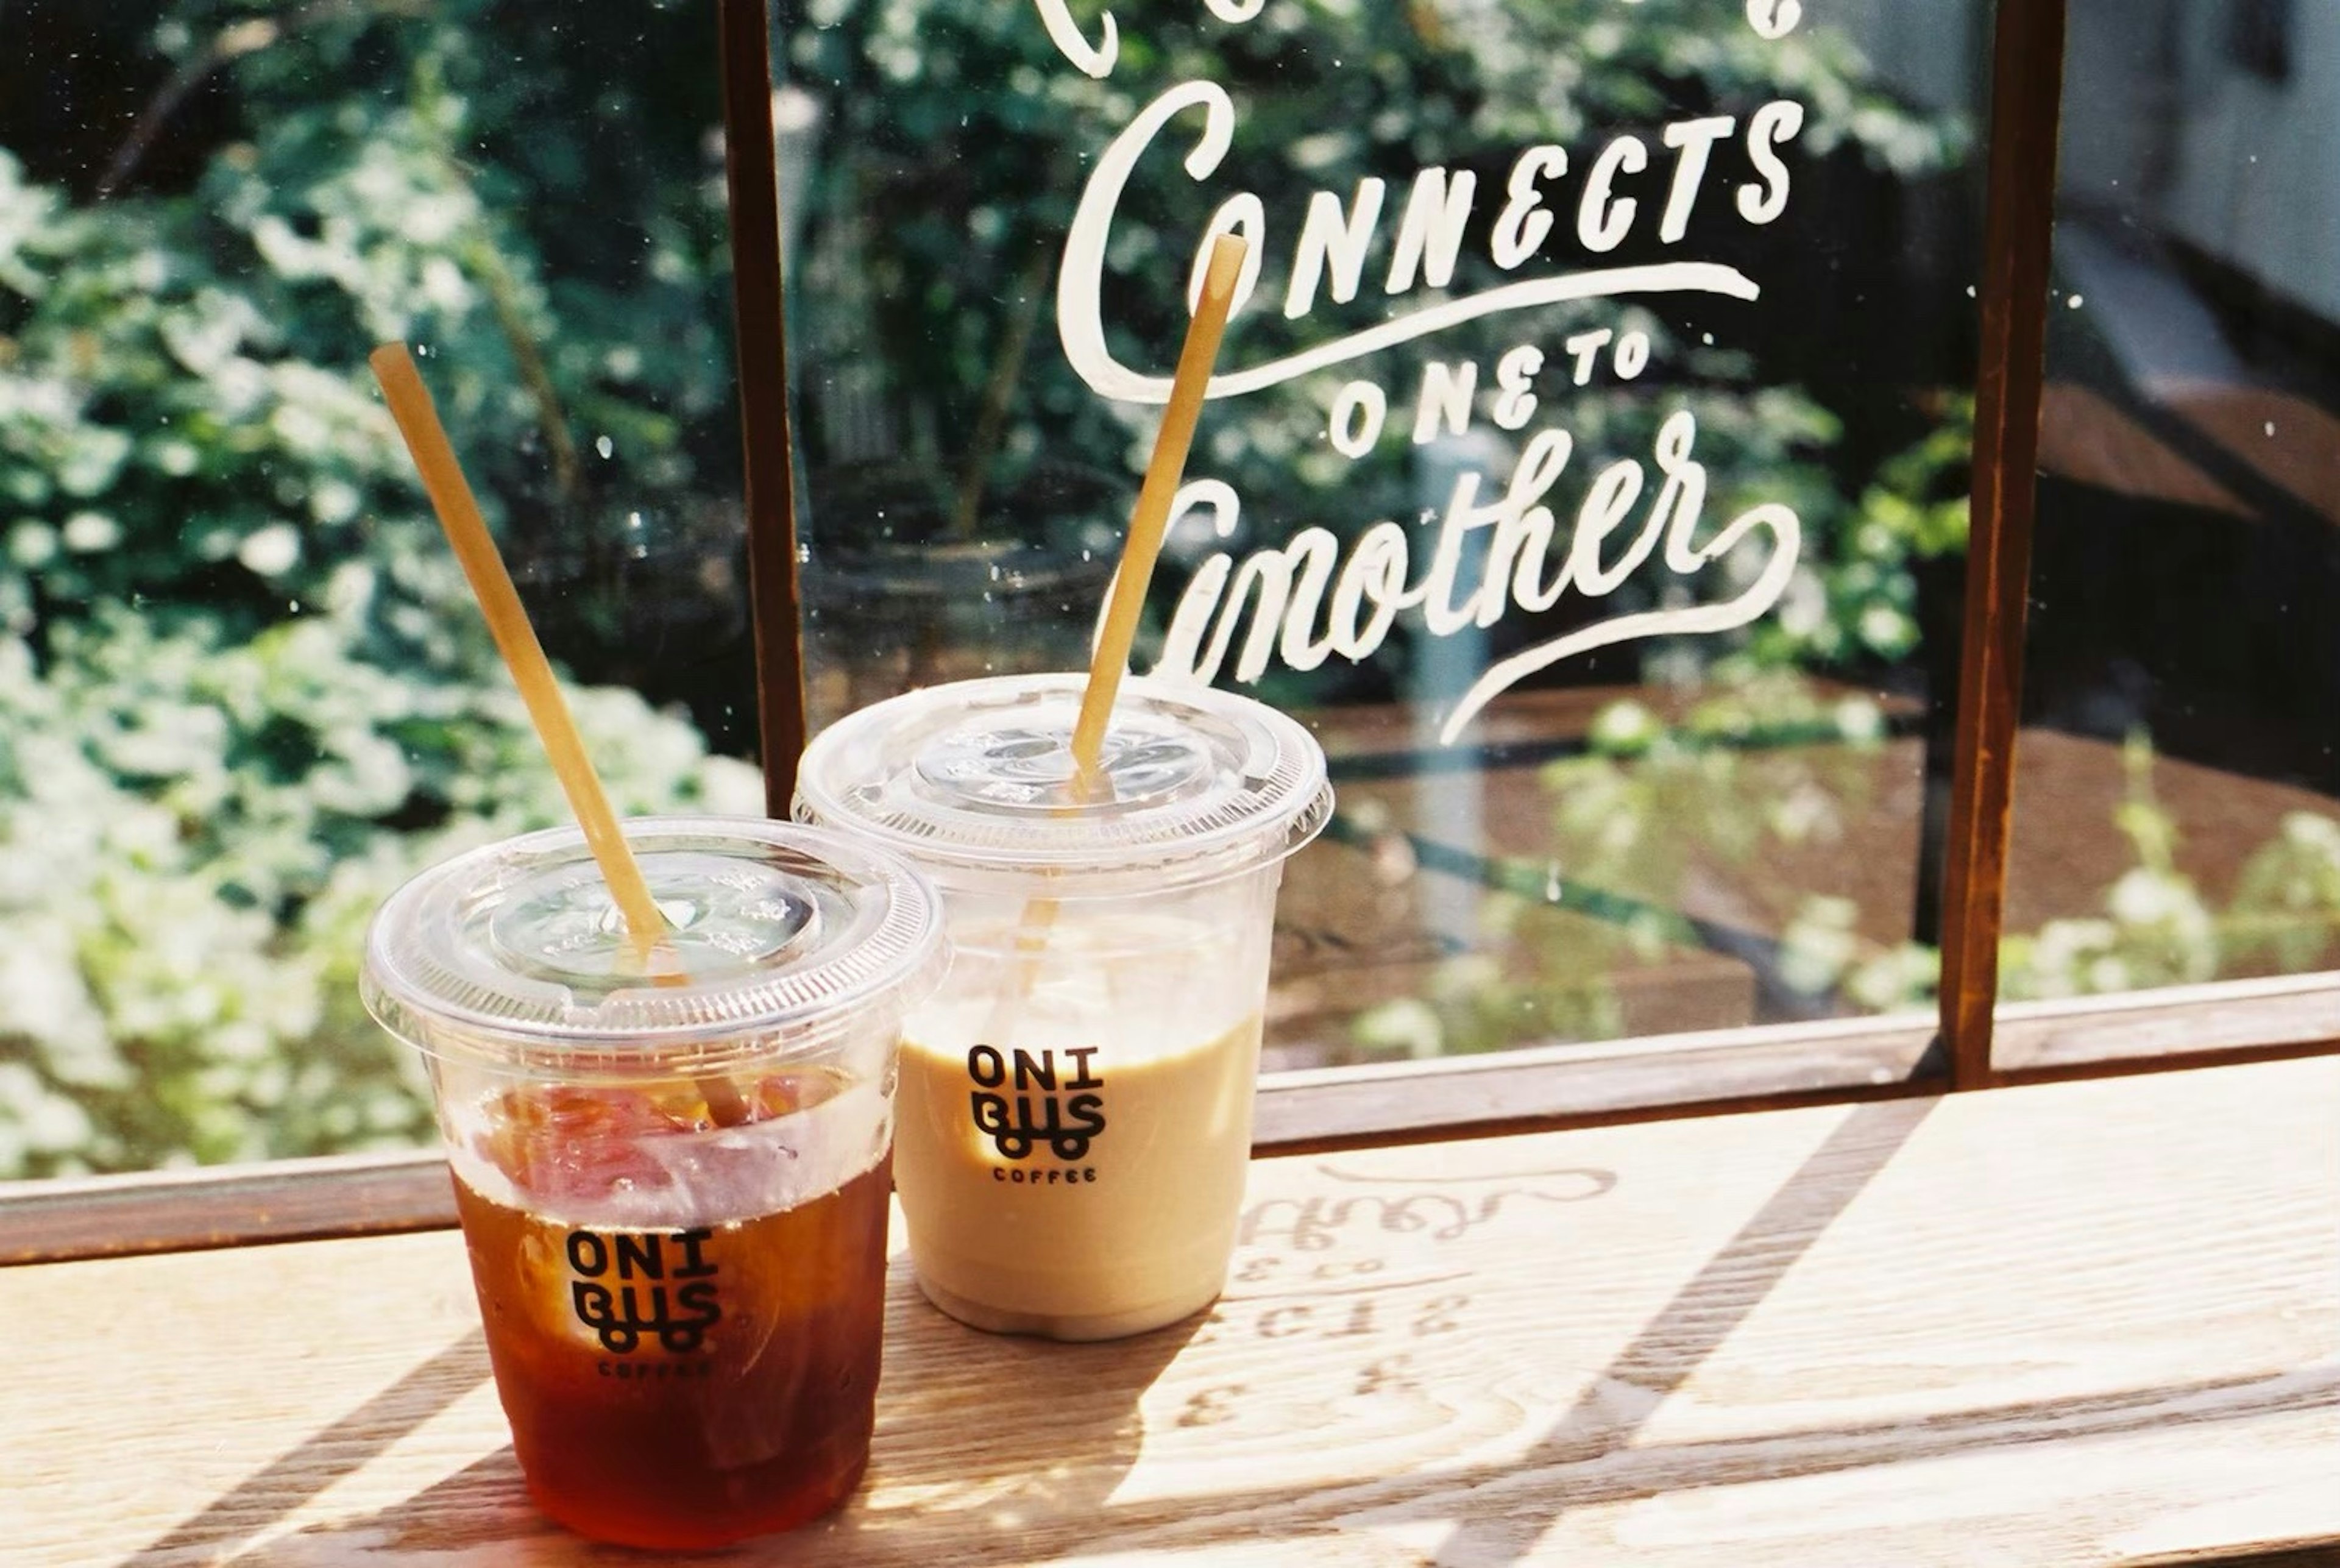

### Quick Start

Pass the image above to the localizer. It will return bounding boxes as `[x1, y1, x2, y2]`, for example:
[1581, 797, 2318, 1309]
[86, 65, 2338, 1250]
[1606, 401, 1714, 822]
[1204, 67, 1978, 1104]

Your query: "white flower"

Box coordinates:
[1590, 700, 1658, 751]
[237, 523, 302, 576]
[7, 521, 57, 567]
[61, 511, 121, 552]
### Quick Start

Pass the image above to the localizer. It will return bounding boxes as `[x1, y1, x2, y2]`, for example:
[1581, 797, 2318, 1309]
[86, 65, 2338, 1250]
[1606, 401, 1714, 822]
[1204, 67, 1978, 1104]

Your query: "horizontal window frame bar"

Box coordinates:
[1991, 971, 2340, 1076]
[5, 987, 2328, 1266]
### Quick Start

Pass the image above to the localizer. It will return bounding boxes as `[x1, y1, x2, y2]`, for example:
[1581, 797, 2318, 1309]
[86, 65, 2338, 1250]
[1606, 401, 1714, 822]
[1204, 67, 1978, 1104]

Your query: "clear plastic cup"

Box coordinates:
[794, 674, 1331, 1340]
[360, 816, 945, 1549]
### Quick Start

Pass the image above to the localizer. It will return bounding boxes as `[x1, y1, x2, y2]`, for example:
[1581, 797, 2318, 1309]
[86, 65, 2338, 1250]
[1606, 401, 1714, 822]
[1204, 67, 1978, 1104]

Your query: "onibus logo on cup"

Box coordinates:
[564, 1227, 723, 1373]
[968, 1045, 1107, 1182]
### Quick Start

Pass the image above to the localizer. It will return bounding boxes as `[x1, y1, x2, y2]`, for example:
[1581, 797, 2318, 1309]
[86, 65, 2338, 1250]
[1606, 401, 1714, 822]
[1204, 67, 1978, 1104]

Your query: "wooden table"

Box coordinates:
[8, 1057, 2337, 1566]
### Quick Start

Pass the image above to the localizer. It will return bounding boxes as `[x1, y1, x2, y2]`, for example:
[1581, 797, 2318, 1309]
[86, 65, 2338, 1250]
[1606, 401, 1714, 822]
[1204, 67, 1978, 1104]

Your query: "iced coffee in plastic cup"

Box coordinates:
[360, 817, 943, 1549]
[795, 674, 1331, 1341]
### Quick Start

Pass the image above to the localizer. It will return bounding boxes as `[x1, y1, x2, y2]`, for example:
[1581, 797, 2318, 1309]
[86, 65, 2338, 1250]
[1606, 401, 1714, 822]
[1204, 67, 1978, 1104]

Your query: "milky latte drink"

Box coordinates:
[796, 675, 1330, 1339]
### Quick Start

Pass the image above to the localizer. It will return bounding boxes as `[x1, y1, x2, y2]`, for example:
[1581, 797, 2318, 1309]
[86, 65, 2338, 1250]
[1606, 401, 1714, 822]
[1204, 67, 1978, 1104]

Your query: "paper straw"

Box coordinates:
[1069, 233, 1249, 776]
[369, 344, 749, 1124]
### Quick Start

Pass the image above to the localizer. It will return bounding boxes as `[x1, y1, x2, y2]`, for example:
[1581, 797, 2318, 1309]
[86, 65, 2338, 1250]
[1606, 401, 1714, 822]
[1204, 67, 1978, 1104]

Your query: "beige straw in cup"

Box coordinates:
[981, 234, 1249, 1029]
[1071, 233, 1249, 777]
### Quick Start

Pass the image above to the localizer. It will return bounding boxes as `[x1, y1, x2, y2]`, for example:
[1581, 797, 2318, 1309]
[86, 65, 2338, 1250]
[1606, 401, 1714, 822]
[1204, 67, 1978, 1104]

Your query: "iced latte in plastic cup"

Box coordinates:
[361, 817, 943, 1548]
[795, 675, 1331, 1340]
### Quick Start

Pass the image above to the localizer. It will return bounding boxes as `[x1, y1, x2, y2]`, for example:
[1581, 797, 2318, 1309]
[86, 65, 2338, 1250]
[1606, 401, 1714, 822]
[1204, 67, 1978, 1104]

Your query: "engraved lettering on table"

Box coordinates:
[1258, 1304, 1314, 1339]
[967, 1043, 1107, 1162]
[1178, 1383, 1247, 1429]
[1413, 1295, 1469, 1337]
[1188, 1306, 1232, 1349]
[1356, 1353, 1417, 1397]
[1325, 1297, 1377, 1338]
[566, 1226, 722, 1355]
[1238, 1166, 1615, 1252]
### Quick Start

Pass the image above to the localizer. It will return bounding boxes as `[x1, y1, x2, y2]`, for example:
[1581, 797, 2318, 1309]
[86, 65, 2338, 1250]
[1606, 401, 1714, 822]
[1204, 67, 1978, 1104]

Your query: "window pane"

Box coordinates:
[0, 3, 758, 1177]
[779, 1, 1988, 1073]
[2002, 0, 2340, 1049]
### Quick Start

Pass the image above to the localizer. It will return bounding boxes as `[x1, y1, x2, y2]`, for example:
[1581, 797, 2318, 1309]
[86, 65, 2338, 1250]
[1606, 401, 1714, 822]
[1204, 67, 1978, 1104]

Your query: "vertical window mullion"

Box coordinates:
[719, 0, 812, 814]
[1939, 0, 2069, 1088]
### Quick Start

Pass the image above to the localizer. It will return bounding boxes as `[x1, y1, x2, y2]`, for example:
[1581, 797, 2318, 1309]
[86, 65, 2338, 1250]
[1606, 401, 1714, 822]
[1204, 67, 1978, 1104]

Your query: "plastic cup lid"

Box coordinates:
[361, 815, 946, 1071]
[793, 673, 1333, 893]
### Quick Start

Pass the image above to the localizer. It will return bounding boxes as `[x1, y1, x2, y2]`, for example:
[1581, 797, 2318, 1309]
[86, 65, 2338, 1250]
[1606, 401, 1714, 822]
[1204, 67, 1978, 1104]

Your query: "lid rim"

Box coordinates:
[793, 674, 1333, 887]
[360, 815, 947, 1070]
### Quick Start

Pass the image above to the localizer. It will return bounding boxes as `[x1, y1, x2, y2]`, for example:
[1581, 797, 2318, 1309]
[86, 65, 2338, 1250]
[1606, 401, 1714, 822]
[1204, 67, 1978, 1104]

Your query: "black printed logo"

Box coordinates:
[566, 1227, 722, 1353]
[968, 1045, 1105, 1161]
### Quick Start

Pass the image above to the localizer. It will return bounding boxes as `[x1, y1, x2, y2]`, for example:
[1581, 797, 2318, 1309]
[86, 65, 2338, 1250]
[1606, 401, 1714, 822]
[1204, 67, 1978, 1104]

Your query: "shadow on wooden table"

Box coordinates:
[118, 1330, 492, 1567]
[166, 1259, 1200, 1566]
[126, 1096, 2335, 1565]
[785, 1102, 1944, 1567]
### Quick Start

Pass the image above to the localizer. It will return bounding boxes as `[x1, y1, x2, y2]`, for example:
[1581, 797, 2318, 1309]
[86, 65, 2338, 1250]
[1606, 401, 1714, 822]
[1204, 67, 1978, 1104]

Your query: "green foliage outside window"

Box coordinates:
[1, 5, 757, 1177]
[12, 2, 2325, 1169]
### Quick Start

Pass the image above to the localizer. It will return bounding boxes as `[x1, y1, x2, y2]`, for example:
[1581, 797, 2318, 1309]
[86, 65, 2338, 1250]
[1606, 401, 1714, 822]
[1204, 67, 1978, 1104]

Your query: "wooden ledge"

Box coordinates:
[5, 1057, 2336, 1565]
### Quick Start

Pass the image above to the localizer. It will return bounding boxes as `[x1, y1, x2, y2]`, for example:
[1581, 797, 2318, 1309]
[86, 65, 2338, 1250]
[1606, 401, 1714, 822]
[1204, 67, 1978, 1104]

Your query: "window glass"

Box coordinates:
[0, 2, 757, 1177]
[2004, 0, 2340, 1027]
[778, 0, 1988, 1069]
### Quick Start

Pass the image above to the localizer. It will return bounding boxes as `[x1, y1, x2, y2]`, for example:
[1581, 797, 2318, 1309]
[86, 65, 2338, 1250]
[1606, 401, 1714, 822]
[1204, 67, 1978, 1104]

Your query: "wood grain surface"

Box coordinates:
[7, 1058, 2336, 1567]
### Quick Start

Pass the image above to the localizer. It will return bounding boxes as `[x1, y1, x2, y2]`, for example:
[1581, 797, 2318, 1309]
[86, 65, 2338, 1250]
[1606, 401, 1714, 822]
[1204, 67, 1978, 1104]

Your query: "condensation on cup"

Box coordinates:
[360, 817, 945, 1549]
[795, 674, 1332, 1341]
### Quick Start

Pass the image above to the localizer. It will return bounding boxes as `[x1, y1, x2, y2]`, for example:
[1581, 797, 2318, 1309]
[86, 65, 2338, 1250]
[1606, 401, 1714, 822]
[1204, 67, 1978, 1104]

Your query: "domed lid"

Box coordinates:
[361, 815, 945, 1072]
[793, 674, 1331, 894]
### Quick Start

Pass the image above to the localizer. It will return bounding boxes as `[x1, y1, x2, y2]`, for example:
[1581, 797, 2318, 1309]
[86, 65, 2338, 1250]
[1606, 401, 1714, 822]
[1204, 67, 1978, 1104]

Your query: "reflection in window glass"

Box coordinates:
[2010, 1, 2340, 1011]
[0, 3, 757, 1177]
[778, 0, 1987, 1068]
